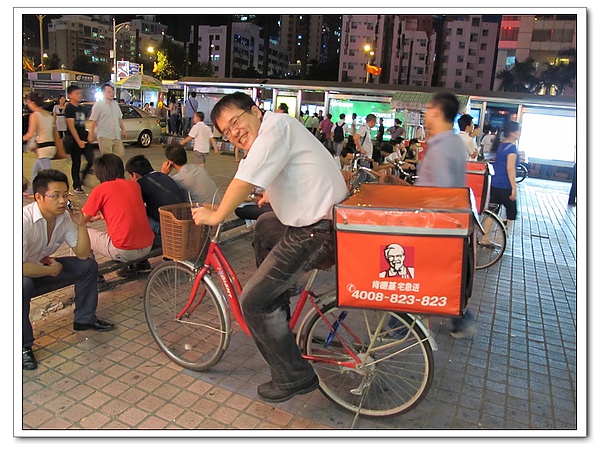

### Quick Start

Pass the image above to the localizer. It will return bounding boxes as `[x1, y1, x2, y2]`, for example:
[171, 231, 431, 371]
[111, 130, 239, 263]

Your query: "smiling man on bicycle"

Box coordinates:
[192, 92, 348, 403]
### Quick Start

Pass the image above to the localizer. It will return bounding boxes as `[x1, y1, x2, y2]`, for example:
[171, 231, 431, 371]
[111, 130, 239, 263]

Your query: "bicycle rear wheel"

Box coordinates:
[144, 261, 228, 371]
[476, 210, 507, 270]
[515, 164, 528, 183]
[300, 300, 434, 417]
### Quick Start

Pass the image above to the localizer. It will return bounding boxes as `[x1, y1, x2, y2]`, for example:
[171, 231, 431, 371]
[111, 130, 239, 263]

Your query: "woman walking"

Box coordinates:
[489, 120, 521, 229]
[23, 92, 58, 187]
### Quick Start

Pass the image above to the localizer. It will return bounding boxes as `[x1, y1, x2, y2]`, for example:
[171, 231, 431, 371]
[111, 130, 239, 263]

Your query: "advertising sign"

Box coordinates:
[334, 184, 474, 317]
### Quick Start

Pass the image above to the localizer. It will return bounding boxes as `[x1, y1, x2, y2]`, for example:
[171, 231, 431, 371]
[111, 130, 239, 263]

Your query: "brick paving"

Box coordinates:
[17, 144, 581, 436]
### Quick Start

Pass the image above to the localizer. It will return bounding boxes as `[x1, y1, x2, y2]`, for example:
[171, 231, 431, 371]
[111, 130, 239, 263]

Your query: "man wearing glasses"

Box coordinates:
[22, 170, 115, 370]
[193, 92, 347, 403]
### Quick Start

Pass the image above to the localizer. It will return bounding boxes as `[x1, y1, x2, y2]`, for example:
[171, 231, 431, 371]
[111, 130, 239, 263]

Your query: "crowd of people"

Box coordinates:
[23, 84, 528, 411]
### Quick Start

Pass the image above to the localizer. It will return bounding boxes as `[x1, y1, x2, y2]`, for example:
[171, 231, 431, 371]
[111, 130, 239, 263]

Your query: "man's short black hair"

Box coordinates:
[340, 148, 353, 158]
[196, 111, 205, 121]
[101, 82, 114, 92]
[380, 143, 394, 154]
[430, 91, 460, 124]
[164, 143, 188, 166]
[93, 154, 125, 183]
[32, 169, 69, 195]
[67, 84, 81, 95]
[125, 154, 154, 177]
[458, 114, 474, 132]
[210, 92, 257, 134]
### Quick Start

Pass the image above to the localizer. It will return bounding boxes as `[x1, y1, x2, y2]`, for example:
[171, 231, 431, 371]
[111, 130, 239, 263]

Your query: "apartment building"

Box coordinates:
[338, 14, 437, 87]
[48, 14, 167, 72]
[493, 14, 577, 94]
[196, 22, 289, 78]
[438, 15, 500, 91]
[280, 15, 324, 64]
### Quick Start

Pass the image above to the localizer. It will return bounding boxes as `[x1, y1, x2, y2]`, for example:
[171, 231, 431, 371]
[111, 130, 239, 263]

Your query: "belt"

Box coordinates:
[312, 219, 333, 233]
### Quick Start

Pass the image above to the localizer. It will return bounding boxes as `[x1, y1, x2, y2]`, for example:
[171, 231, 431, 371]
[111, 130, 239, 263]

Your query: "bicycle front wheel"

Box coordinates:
[144, 261, 228, 371]
[476, 210, 507, 270]
[300, 301, 434, 417]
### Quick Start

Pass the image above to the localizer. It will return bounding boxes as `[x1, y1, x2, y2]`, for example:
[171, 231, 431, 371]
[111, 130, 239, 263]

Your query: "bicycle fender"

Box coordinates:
[201, 272, 233, 349]
[408, 314, 438, 351]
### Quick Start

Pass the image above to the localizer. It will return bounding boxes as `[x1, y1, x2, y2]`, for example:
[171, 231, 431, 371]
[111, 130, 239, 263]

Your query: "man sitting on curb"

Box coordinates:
[23, 169, 115, 370]
[82, 154, 155, 278]
[161, 143, 222, 206]
[121, 154, 187, 277]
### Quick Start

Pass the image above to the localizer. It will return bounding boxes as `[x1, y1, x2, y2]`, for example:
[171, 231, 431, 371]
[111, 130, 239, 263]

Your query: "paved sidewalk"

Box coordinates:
[18, 146, 581, 435]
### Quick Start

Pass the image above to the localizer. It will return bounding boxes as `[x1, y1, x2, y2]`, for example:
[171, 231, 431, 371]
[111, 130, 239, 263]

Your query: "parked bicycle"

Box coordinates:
[466, 161, 508, 270]
[144, 205, 436, 421]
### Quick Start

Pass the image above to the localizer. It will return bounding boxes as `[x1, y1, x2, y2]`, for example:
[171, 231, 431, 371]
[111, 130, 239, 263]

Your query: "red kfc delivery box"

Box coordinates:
[465, 161, 493, 214]
[334, 184, 476, 317]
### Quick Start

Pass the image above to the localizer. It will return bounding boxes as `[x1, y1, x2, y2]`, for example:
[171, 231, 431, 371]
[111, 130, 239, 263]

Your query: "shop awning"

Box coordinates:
[391, 91, 470, 111]
[115, 74, 167, 92]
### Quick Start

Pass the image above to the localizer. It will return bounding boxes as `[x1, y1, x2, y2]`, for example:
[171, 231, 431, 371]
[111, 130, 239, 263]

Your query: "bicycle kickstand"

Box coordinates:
[350, 374, 374, 429]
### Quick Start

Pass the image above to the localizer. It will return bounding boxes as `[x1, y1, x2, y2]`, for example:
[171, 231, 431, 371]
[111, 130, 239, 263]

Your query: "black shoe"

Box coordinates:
[23, 347, 37, 370]
[116, 265, 137, 278]
[257, 376, 319, 403]
[133, 260, 152, 273]
[74, 319, 115, 332]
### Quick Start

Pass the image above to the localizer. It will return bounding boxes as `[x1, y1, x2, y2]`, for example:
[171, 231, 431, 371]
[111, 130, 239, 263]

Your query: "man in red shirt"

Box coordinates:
[82, 154, 155, 274]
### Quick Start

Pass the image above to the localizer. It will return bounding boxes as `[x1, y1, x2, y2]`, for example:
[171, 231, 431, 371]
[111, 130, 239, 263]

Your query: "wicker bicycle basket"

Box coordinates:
[159, 203, 207, 261]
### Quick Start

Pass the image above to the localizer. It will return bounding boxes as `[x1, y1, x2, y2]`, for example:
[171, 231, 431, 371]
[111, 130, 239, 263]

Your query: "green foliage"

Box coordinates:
[72, 55, 111, 82]
[154, 39, 187, 79]
[232, 65, 260, 78]
[496, 49, 576, 95]
[45, 53, 61, 70]
[189, 61, 215, 77]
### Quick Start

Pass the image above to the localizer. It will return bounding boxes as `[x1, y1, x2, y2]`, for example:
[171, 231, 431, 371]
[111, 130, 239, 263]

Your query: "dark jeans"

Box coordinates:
[23, 257, 99, 347]
[241, 211, 335, 388]
[568, 163, 577, 204]
[64, 135, 94, 189]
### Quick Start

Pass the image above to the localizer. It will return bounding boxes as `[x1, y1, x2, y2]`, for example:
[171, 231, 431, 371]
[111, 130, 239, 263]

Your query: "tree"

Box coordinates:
[495, 58, 539, 93]
[189, 61, 214, 77]
[153, 39, 187, 80]
[232, 65, 261, 78]
[72, 55, 111, 82]
[538, 48, 576, 95]
[307, 58, 340, 81]
[45, 53, 61, 70]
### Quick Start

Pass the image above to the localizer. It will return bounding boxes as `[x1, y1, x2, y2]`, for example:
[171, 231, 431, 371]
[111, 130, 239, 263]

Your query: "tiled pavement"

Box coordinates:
[16, 145, 583, 436]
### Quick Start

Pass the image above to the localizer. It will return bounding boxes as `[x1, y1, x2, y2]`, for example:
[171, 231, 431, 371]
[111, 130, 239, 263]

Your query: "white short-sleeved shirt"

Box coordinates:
[384, 151, 402, 165]
[23, 202, 79, 263]
[459, 131, 478, 161]
[356, 124, 373, 158]
[89, 99, 123, 140]
[187, 121, 214, 154]
[235, 111, 348, 227]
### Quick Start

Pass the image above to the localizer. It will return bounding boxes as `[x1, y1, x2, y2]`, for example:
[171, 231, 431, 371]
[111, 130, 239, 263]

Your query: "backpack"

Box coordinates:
[333, 122, 345, 143]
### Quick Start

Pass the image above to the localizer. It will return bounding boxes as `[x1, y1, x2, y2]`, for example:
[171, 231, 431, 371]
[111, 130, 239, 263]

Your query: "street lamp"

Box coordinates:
[364, 44, 375, 83]
[112, 18, 131, 82]
[37, 15, 45, 71]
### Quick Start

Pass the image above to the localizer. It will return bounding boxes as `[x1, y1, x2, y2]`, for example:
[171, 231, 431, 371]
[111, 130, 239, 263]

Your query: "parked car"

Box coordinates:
[81, 102, 161, 148]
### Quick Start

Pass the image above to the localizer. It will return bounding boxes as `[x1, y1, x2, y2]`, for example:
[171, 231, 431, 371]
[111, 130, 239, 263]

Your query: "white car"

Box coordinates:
[82, 103, 162, 148]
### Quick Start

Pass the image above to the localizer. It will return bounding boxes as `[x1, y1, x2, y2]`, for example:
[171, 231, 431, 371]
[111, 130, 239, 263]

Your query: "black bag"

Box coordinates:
[333, 122, 345, 143]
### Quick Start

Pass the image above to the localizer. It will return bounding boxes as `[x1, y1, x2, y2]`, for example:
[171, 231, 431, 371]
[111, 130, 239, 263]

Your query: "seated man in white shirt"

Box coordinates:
[22, 170, 115, 370]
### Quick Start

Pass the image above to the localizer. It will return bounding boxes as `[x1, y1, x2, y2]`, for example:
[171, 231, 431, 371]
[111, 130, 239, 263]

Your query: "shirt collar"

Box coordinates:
[428, 129, 455, 146]
[31, 201, 67, 227]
